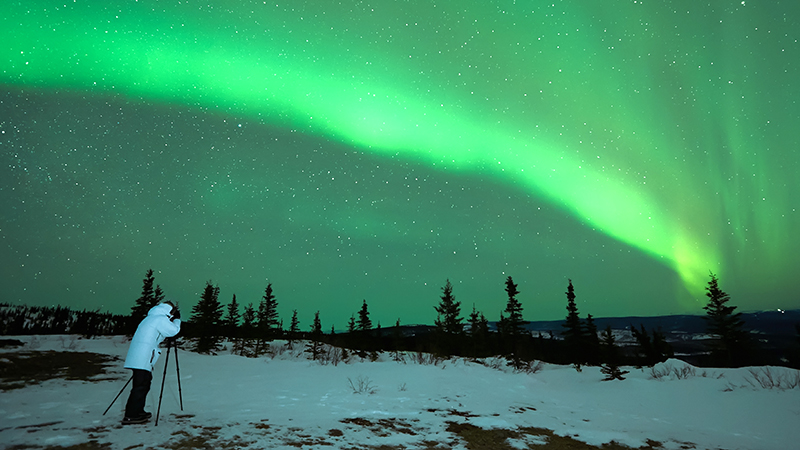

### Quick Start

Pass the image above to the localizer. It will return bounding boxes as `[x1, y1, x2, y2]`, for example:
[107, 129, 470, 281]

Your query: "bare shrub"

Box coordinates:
[316, 345, 346, 366]
[411, 351, 445, 366]
[348, 376, 377, 394]
[650, 362, 703, 380]
[745, 367, 800, 390]
[672, 365, 696, 379]
[514, 360, 544, 375]
[392, 350, 406, 364]
[649, 365, 670, 380]
[484, 356, 508, 371]
[268, 342, 289, 359]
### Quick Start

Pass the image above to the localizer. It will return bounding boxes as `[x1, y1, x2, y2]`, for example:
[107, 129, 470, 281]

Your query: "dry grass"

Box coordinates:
[5, 442, 112, 450]
[0, 351, 119, 390]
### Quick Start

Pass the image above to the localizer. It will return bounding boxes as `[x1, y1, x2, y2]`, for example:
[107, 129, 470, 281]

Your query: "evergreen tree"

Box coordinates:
[130, 269, 159, 328]
[703, 273, 748, 366]
[241, 303, 256, 336]
[223, 294, 241, 337]
[562, 279, 584, 362]
[600, 326, 629, 381]
[391, 318, 405, 362]
[233, 302, 256, 356]
[468, 304, 481, 338]
[630, 324, 673, 366]
[502, 276, 526, 336]
[583, 314, 601, 364]
[434, 279, 463, 335]
[288, 309, 300, 347]
[257, 283, 280, 339]
[651, 327, 674, 362]
[347, 315, 356, 333]
[154, 284, 165, 305]
[306, 311, 323, 360]
[467, 304, 489, 356]
[499, 276, 527, 365]
[357, 300, 372, 331]
[190, 281, 224, 353]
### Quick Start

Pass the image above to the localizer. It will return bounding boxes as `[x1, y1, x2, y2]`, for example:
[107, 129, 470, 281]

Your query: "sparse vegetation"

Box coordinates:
[347, 375, 377, 394]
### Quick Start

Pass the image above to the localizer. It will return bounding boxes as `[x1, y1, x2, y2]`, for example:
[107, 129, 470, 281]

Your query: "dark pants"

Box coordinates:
[124, 369, 152, 418]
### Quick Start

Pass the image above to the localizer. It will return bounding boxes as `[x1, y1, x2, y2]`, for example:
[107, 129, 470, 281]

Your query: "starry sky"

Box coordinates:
[2, 1, 798, 328]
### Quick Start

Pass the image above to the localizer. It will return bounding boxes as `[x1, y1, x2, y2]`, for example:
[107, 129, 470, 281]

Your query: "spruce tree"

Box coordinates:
[190, 281, 224, 353]
[630, 324, 673, 365]
[288, 310, 300, 348]
[357, 300, 372, 331]
[703, 272, 748, 366]
[500, 276, 527, 365]
[241, 303, 256, 337]
[234, 302, 256, 356]
[468, 305, 481, 338]
[391, 318, 404, 362]
[257, 283, 280, 339]
[347, 315, 356, 333]
[503, 276, 526, 336]
[154, 284, 165, 305]
[131, 269, 159, 328]
[600, 326, 629, 381]
[434, 279, 463, 335]
[306, 311, 323, 360]
[223, 294, 241, 338]
[468, 304, 489, 357]
[584, 314, 601, 364]
[562, 279, 583, 362]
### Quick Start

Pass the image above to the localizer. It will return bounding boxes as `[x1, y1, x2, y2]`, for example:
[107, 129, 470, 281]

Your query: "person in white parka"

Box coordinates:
[122, 301, 181, 424]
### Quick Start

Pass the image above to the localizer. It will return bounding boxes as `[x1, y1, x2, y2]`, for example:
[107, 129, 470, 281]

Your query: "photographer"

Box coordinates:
[121, 301, 181, 425]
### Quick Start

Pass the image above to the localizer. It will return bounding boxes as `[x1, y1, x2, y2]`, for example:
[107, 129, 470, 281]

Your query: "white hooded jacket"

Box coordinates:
[124, 303, 181, 372]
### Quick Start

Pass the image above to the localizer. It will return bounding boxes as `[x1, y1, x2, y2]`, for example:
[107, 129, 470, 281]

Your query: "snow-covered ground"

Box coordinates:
[1, 335, 799, 449]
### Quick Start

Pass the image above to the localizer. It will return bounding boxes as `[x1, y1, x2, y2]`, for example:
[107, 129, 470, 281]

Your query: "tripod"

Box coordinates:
[155, 337, 183, 425]
[103, 337, 184, 425]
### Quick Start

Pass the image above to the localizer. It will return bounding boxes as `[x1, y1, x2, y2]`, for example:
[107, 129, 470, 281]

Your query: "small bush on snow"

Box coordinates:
[744, 367, 800, 390]
[649, 361, 721, 380]
[348, 376, 377, 394]
[513, 360, 544, 375]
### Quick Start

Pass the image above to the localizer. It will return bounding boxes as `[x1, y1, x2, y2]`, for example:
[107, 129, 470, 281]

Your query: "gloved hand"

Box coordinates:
[171, 306, 181, 321]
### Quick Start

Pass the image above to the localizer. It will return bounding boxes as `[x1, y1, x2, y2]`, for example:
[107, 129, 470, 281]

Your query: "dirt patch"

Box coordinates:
[4, 442, 113, 450]
[162, 425, 252, 450]
[441, 423, 668, 450]
[0, 351, 119, 390]
[341, 417, 420, 437]
[446, 422, 520, 450]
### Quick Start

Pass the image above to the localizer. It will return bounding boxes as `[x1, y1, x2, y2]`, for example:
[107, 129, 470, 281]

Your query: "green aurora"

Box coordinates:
[1, 1, 798, 326]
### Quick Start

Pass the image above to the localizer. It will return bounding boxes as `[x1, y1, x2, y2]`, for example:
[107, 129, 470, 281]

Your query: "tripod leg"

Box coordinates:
[102, 375, 132, 416]
[174, 340, 184, 411]
[155, 345, 171, 426]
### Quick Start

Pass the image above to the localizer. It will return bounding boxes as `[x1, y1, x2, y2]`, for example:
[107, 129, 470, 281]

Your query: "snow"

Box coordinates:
[1, 335, 799, 449]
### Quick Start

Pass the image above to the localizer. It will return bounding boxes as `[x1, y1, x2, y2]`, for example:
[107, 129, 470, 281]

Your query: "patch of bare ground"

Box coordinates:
[0, 351, 119, 390]
[4, 442, 113, 450]
[439, 423, 669, 450]
[340, 417, 420, 437]
[163, 425, 253, 450]
[518, 427, 667, 449]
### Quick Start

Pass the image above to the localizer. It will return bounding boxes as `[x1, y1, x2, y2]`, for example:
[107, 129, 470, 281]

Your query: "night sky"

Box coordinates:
[2, 1, 798, 328]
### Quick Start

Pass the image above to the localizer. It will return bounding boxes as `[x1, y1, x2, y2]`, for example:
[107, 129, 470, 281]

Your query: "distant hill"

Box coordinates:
[521, 309, 800, 338]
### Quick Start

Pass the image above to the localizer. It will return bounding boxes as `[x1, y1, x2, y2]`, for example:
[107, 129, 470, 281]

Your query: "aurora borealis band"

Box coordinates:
[2, 1, 799, 326]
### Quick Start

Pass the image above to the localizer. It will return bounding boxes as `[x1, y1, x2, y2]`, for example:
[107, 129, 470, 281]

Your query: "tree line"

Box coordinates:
[3, 268, 799, 370]
[0, 303, 128, 336]
[150, 268, 795, 371]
